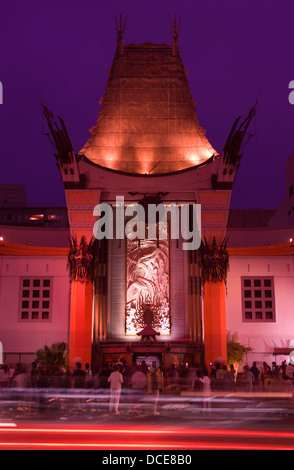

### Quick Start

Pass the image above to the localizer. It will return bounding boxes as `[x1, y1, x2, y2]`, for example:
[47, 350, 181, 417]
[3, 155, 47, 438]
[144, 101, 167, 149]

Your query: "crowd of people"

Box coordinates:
[0, 359, 166, 416]
[207, 359, 294, 392]
[242, 360, 294, 392]
[1, 358, 294, 392]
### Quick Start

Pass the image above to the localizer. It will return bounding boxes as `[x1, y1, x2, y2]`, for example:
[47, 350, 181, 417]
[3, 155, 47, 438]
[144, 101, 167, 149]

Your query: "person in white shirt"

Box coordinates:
[108, 365, 123, 414]
[193, 369, 211, 411]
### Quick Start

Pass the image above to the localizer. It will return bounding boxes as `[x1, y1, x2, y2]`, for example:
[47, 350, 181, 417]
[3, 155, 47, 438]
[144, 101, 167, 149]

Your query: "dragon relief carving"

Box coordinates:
[199, 236, 229, 285]
[67, 236, 98, 284]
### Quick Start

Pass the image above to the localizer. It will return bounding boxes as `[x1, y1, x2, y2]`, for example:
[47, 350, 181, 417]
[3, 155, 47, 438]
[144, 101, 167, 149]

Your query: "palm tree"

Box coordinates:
[227, 331, 252, 374]
[35, 342, 68, 368]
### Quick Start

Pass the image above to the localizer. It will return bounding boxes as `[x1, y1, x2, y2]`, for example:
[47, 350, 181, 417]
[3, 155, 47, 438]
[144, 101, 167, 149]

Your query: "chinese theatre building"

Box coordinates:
[41, 22, 255, 370]
[2, 21, 270, 371]
[42, 23, 257, 370]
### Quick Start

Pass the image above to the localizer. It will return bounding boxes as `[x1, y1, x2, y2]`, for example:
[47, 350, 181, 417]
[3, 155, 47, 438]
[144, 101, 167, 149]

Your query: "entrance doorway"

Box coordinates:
[134, 354, 161, 372]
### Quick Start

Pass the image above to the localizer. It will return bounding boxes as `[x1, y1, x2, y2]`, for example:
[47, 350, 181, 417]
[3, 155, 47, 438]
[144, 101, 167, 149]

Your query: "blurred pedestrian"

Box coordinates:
[0, 364, 10, 388]
[216, 364, 227, 390]
[198, 369, 211, 393]
[12, 364, 29, 408]
[286, 361, 294, 383]
[271, 362, 279, 378]
[30, 362, 38, 388]
[108, 364, 123, 415]
[224, 364, 236, 391]
[243, 365, 254, 392]
[12, 364, 29, 388]
[73, 362, 86, 388]
[170, 364, 180, 391]
[250, 362, 260, 391]
[130, 366, 147, 409]
[198, 369, 211, 411]
[99, 364, 112, 389]
[131, 366, 147, 392]
[261, 362, 272, 390]
[152, 367, 162, 416]
[84, 363, 93, 388]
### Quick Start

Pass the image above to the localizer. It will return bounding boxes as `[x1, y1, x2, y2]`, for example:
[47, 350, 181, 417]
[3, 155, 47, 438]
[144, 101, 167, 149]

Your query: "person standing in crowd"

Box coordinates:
[250, 362, 260, 391]
[272, 362, 280, 377]
[243, 365, 254, 392]
[0, 364, 10, 388]
[72, 362, 86, 389]
[261, 362, 272, 390]
[108, 364, 123, 415]
[84, 363, 93, 388]
[216, 364, 227, 390]
[197, 369, 211, 411]
[197, 369, 211, 392]
[12, 364, 29, 388]
[131, 366, 147, 393]
[130, 366, 147, 410]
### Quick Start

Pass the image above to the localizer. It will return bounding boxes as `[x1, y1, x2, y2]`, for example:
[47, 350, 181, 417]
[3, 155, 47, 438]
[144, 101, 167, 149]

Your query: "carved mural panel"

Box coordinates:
[125, 228, 170, 335]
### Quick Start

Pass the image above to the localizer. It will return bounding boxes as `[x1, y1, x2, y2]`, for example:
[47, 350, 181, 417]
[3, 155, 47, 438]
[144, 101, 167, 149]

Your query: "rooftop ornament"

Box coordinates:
[169, 13, 181, 41]
[169, 13, 181, 56]
[115, 13, 127, 41]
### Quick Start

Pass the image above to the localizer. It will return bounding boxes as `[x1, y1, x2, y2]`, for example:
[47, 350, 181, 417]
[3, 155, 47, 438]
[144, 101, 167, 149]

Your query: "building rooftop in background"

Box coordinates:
[0, 184, 28, 207]
[227, 209, 277, 228]
[0, 205, 69, 228]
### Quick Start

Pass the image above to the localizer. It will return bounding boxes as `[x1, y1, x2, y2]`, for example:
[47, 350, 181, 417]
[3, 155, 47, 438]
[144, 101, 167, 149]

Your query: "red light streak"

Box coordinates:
[0, 441, 293, 451]
[1, 425, 294, 439]
[1, 425, 294, 450]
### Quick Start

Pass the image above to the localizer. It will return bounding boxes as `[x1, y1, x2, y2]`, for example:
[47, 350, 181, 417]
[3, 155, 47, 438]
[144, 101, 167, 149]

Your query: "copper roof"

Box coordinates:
[79, 41, 218, 174]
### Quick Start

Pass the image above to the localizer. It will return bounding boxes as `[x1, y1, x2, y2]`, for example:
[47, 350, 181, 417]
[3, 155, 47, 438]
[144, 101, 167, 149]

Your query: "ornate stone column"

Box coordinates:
[199, 237, 229, 366]
[67, 237, 97, 366]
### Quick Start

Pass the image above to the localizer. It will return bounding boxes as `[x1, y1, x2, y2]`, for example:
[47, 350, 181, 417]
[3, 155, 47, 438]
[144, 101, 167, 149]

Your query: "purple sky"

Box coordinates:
[1, 0, 294, 209]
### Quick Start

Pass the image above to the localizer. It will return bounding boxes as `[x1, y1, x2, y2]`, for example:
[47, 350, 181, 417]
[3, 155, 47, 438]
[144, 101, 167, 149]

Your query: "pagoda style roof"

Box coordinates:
[79, 41, 218, 174]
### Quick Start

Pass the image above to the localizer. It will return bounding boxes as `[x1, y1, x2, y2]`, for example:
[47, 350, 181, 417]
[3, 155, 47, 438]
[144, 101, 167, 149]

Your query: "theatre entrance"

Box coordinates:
[134, 354, 162, 372]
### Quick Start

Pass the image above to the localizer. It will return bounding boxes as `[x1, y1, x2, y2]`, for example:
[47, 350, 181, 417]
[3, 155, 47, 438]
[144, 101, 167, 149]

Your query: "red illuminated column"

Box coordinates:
[69, 280, 93, 367]
[199, 237, 229, 367]
[203, 280, 227, 366]
[68, 237, 96, 367]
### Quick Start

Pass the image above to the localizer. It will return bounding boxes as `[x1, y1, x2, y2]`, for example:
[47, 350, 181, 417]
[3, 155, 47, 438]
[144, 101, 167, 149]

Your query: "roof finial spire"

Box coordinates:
[169, 13, 181, 41]
[169, 14, 181, 56]
[115, 14, 127, 41]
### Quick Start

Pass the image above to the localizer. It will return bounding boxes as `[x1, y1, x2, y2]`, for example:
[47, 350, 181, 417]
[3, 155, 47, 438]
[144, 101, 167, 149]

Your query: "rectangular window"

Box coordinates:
[241, 277, 275, 322]
[19, 277, 52, 321]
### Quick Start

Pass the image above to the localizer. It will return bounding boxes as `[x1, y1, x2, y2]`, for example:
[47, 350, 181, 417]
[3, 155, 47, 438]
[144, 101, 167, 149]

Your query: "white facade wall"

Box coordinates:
[226, 255, 294, 366]
[1, 245, 294, 369]
[0, 255, 70, 362]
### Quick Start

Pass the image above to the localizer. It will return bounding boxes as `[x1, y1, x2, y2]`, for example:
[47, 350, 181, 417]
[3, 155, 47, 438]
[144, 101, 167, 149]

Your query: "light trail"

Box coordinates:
[1, 424, 294, 450]
[0, 441, 293, 450]
[1, 425, 294, 439]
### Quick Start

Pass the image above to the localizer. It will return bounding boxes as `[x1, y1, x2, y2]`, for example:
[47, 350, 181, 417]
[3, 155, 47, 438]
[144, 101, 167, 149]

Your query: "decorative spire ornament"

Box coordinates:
[169, 13, 181, 41]
[115, 14, 127, 41]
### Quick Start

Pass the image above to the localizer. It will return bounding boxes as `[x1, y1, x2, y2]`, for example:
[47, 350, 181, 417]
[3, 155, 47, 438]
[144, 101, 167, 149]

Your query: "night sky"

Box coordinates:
[1, 0, 294, 209]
